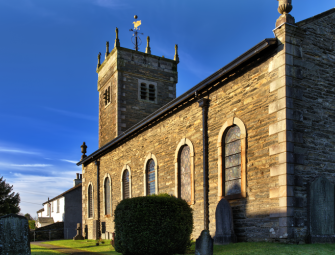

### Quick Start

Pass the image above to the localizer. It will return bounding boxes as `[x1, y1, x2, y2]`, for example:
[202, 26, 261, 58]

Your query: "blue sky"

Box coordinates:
[0, 0, 334, 217]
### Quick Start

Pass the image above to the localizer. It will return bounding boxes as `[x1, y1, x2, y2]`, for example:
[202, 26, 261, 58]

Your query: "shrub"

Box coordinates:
[28, 220, 35, 230]
[114, 193, 193, 255]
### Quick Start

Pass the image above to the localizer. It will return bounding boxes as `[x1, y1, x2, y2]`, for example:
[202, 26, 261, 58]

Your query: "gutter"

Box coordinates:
[77, 38, 277, 166]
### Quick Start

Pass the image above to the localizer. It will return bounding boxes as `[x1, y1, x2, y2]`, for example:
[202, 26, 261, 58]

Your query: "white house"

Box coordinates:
[36, 174, 82, 238]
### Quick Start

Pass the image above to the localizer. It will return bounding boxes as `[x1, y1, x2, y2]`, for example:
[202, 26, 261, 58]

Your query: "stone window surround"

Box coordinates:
[138, 78, 157, 104]
[103, 173, 112, 216]
[103, 85, 111, 108]
[121, 164, 132, 200]
[143, 153, 158, 196]
[87, 182, 94, 219]
[174, 138, 195, 205]
[217, 116, 247, 201]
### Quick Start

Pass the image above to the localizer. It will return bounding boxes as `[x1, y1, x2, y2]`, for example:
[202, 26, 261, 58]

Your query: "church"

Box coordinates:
[77, 0, 335, 244]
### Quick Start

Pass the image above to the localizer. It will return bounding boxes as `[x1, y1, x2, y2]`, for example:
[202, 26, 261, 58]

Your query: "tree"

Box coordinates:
[0, 176, 20, 216]
[24, 213, 33, 220]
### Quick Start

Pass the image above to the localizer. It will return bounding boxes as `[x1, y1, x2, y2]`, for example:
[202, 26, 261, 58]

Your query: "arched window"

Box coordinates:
[123, 170, 129, 199]
[179, 145, 191, 203]
[217, 117, 247, 200]
[88, 184, 93, 218]
[104, 178, 111, 215]
[147, 159, 155, 195]
[224, 125, 241, 196]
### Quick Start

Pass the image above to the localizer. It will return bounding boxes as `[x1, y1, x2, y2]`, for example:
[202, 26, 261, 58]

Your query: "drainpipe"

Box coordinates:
[95, 160, 101, 239]
[198, 97, 210, 230]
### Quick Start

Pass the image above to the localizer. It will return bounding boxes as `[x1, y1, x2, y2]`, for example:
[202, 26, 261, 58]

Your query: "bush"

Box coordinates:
[28, 220, 35, 230]
[114, 193, 193, 255]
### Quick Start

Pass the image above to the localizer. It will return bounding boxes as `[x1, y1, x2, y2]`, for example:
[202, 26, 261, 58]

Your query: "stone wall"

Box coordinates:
[292, 10, 335, 243]
[82, 42, 285, 242]
[64, 186, 82, 239]
[82, 9, 335, 243]
[97, 47, 178, 147]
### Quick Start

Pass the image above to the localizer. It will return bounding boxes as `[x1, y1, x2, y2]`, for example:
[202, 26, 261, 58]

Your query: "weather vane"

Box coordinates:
[129, 15, 143, 51]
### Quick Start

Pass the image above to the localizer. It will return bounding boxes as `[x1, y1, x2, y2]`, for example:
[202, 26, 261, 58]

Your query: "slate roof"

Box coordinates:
[36, 208, 44, 213]
[37, 217, 54, 224]
[42, 183, 82, 205]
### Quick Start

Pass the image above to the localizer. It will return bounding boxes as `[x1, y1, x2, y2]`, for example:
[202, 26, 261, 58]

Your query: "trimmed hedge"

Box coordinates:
[114, 193, 193, 255]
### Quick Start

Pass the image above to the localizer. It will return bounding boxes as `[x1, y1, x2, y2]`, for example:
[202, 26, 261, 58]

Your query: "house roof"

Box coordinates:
[36, 208, 44, 213]
[77, 38, 277, 166]
[42, 183, 82, 205]
[37, 217, 54, 224]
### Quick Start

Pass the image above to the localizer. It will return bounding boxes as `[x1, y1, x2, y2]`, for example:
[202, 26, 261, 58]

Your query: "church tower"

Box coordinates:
[96, 19, 179, 147]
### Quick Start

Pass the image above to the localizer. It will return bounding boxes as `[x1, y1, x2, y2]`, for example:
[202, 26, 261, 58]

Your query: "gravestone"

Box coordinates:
[213, 198, 236, 245]
[0, 214, 31, 255]
[195, 230, 213, 255]
[308, 176, 335, 243]
[73, 223, 84, 240]
[92, 220, 99, 240]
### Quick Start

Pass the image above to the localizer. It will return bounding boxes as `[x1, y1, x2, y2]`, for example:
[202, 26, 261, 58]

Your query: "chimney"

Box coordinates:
[73, 173, 82, 187]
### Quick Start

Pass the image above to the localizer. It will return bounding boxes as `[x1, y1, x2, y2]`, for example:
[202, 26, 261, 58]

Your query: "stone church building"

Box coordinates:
[77, 1, 335, 243]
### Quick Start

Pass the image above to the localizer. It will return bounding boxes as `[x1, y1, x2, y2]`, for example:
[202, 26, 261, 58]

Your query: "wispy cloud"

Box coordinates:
[10, 164, 52, 167]
[45, 107, 97, 121]
[6, 170, 80, 215]
[179, 50, 213, 79]
[0, 147, 40, 155]
[60, 159, 77, 164]
[91, 0, 128, 9]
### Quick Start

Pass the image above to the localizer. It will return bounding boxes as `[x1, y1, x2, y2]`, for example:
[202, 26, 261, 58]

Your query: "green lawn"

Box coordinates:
[44, 239, 117, 254]
[41, 240, 335, 255]
[31, 244, 64, 255]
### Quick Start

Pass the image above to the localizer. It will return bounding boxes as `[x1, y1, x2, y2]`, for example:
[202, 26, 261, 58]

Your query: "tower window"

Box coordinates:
[148, 85, 155, 101]
[138, 79, 157, 103]
[103, 86, 111, 107]
[140, 83, 147, 100]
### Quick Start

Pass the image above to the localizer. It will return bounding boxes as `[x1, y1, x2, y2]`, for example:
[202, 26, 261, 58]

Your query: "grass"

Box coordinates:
[44, 239, 116, 254]
[31, 244, 64, 255]
[41, 240, 335, 255]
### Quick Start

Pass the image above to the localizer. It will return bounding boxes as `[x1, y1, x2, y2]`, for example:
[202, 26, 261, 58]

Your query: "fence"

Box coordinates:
[30, 228, 64, 241]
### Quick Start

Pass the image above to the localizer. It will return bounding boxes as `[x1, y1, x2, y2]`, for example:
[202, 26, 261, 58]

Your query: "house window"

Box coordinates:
[51, 201, 54, 212]
[138, 79, 157, 103]
[147, 159, 155, 195]
[104, 178, 111, 215]
[47, 204, 50, 216]
[88, 184, 93, 218]
[224, 125, 241, 196]
[123, 170, 129, 199]
[57, 199, 59, 213]
[103, 86, 111, 107]
[178, 145, 191, 203]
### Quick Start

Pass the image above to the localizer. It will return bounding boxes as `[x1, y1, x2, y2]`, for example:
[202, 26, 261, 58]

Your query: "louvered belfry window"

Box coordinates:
[148, 85, 155, 101]
[179, 145, 191, 203]
[123, 170, 129, 199]
[147, 159, 155, 195]
[224, 125, 242, 196]
[140, 83, 147, 100]
[105, 178, 111, 215]
[88, 185, 93, 218]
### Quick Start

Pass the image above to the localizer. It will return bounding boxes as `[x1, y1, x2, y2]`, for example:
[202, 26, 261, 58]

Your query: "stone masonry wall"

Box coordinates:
[97, 47, 178, 147]
[82, 42, 287, 242]
[292, 11, 335, 243]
